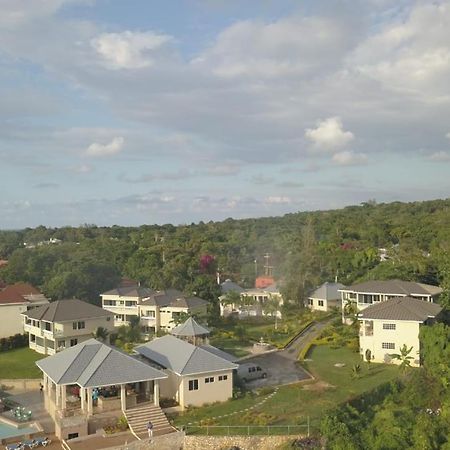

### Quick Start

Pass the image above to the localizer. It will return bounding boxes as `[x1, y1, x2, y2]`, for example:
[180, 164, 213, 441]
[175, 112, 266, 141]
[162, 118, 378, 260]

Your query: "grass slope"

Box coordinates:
[0, 348, 42, 379]
[172, 345, 399, 433]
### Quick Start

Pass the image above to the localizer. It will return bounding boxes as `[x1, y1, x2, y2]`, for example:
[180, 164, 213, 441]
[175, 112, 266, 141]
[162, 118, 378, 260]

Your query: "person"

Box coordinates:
[147, 420, 153, 439]
[39, 383, 44, 395]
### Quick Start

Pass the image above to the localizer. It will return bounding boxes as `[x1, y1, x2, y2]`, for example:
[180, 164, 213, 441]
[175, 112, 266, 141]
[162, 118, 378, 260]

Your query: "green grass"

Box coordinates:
[0, 348, 42, 379]
[171, 345, 399, 433]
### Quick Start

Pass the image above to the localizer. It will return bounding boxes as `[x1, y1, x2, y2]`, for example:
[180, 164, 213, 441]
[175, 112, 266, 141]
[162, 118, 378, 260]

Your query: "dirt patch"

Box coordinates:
[302, 381, 335, 391]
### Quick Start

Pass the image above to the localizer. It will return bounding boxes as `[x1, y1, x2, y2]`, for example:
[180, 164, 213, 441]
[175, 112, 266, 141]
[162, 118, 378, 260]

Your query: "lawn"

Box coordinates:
[0, 347, 42, 379]
[210, 311, 328, 357]
[171, 344, 399, 433]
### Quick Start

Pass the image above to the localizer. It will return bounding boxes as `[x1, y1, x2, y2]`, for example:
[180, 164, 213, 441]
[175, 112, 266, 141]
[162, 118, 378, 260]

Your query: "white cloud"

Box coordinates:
[265, 196, 291, 204]
[85, 137, 124, 157]
[332, 151, 368, 166]
[91, 31, 171, 69]
[428, 151, 450, 162]
[305, 117, 354, 152]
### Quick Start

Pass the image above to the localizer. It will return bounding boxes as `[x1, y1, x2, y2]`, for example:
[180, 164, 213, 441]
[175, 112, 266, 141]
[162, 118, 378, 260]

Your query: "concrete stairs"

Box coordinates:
[124, 403, 176, 438]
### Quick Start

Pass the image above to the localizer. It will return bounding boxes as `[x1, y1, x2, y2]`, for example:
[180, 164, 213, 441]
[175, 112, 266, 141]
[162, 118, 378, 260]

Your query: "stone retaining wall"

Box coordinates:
[0, 378, 41, 392]
[184, 435, 299, 450]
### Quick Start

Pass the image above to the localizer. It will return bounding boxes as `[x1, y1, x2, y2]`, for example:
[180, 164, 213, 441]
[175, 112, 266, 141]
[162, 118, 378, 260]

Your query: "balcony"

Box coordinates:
[140, 316, 156, 325]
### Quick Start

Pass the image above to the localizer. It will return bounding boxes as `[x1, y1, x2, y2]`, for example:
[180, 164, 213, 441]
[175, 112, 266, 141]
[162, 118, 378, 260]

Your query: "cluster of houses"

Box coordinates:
[0, 273, 445, 442]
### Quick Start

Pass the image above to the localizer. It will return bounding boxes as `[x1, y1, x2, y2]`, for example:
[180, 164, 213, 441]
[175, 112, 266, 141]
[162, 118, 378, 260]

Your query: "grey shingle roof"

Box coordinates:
[136, 335, 238, 376]
[140, 289, 208, 309]
[309, 282, 345, 300]
[101, 285, 155, 298]
[36, 338, 167, 387]
[358, 296, 443, 321]
[199, 345, 239, 363]
[171, 317, 210, 337]
[220, 279, 245, 294]
[23, 299, 114, 322]
[340, 279, 442, 296]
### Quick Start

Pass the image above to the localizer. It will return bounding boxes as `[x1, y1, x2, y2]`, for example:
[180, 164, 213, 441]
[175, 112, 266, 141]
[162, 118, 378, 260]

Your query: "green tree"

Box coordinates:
[389, 344, 414, 373]
[93, 326, 110, 342]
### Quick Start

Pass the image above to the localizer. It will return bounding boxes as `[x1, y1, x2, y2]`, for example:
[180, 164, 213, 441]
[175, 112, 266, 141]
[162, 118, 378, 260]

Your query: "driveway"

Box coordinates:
[240, 318, 334, 389]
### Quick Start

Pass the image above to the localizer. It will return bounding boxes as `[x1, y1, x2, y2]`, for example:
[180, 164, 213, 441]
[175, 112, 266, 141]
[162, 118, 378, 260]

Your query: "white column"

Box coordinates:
[154, 380, 160, 406]
[61, 385, 67, 410]
[80, 387, 86, 412]
[55, 384, 61, 408]
[120, 384, 127, 411]
[87, 387, 93, 415]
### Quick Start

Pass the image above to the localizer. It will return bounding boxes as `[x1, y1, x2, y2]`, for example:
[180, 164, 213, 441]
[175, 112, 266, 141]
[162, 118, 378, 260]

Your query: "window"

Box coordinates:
[44, 322, 52, 331]
[125, 301, 136, 307]
[106, 317, 111, 321]
[103, 300, 116, 306]
[218, 375, 228, 381]
[188, 379, 198, 391]
[70, 339, 78, 347]
[318, 300, 324, 307]
[115, 314, 125, 321]
[67, 433, 79, 440]
[205, 377, 214, 383]
[72, 321, 85, 330]
[382, 342, 395, 350]
[383, 323, 396, 330]
[144, 310, 155, 318]
[308, 299, 313, 305]
[57, 340, 65, 349]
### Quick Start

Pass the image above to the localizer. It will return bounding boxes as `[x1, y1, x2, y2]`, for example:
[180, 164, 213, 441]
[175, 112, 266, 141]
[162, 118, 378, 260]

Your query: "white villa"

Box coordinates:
[101, 285, 208, 333]
[307, 282, 345, 312]
[136, 334, 238, 410]
[339, 279, 442, 323]
[358, 296, 443, 366]
[219, 279, 283, 318]
[0, 283, 49, 338]
[22, 299, 115, 355]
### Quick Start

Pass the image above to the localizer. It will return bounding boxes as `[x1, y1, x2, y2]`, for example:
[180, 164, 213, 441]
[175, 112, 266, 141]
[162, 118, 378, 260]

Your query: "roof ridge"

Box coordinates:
[82, 345, 113, 386]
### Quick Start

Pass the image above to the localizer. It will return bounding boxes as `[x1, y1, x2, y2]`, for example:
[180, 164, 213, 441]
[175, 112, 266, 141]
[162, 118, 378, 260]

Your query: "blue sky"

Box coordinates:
[1, 0, 450, 228]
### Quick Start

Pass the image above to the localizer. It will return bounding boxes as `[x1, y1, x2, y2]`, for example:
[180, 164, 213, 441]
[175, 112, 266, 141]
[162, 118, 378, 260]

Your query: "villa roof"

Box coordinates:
[199, 344, 239, 363]
[309, 282, 345, 300]
[136, 335, 238, 376]
[23, 299, 113, 322]
[358, 296, 443, 322]
[171, 317, 210, 337]
[101, 285, 156, 298]
[36, 339, 167, 387]
[141, 289, 208, 309]
[0, 283, 47, 305]
[220, 279, 245, 294]
[340, 279, 442, 296]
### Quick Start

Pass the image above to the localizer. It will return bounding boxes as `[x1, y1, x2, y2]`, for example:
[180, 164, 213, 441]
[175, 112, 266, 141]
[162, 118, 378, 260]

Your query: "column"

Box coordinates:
[80, 387, 86, 412]
[87, 387, 93, 416]
[61, 385, 67, 411]
[55, 384, 61, 408]
[154, 380, 160, 406]
[120, 384, 127, 411]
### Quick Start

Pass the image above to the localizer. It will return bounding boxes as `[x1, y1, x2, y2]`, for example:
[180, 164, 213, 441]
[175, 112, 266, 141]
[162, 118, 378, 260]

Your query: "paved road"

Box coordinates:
[241, 318, 334, 389]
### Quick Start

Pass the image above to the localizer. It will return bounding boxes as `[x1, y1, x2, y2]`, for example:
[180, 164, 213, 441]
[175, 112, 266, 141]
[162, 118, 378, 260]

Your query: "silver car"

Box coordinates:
[237, 363, 267, 382]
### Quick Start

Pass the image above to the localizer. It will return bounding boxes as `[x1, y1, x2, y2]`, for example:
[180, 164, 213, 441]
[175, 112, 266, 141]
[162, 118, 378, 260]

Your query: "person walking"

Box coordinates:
[147, 420, 154, 440]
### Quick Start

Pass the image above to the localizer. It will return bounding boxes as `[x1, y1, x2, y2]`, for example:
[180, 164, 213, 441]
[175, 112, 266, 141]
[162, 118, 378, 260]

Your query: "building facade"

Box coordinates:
[22, 299, 115, 355]
[307, 282, 345, 312]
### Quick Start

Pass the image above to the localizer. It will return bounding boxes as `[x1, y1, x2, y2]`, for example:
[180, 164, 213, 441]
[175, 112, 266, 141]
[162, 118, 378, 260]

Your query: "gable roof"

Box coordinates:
[136, 335, 238, 376]
[36, 338, 167, 387]
[140, 289, 208, 309]
[340, 279, 442, 296]
[199, 344, 239, 363]
[358, 296, 443, 322]
[220, 279, 245, 294]
[23, 299, 114, 322]
[309, 282, 345, 301]
[0, 283, 47, 305]
[101, 285, 156, 298]
[171, 317, 210, 337]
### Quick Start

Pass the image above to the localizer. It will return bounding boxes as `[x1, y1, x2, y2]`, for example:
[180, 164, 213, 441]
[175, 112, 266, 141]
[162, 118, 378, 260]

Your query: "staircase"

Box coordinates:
[124, 403, 176, 439]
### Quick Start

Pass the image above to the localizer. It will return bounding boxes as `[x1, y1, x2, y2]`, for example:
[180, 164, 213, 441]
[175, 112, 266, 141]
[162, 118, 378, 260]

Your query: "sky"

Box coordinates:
[1, 0, 450, 228]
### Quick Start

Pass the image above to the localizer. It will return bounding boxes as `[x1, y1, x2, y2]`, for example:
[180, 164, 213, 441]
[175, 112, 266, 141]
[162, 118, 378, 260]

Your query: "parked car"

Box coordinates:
[237, 363, 267, 382]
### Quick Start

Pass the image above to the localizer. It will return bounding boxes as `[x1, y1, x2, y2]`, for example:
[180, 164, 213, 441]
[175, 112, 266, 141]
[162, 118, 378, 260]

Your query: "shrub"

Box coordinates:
[0, 334, 28, 353]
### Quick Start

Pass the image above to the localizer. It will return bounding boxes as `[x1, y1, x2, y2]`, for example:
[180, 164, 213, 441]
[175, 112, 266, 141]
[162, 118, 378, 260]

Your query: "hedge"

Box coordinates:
[0, 334, 29, 352]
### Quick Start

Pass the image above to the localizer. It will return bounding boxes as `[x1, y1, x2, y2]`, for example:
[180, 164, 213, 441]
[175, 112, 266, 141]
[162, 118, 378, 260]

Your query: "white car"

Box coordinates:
[237, 363, 267, 382]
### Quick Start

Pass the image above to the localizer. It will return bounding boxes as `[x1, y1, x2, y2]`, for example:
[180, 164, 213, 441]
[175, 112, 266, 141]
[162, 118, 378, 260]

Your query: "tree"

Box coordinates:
[93, 326, 109, 342]
[351, 364, 362, 379]
[365, 349, 372, 371]
[262, 296, 282, 329]
[389, 344, 414, 373]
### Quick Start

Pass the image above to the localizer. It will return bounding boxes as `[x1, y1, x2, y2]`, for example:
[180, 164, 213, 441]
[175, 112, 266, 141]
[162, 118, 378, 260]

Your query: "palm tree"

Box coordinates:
[389, 344, 414, 373]
[262, 296, 281, 329]
[92, 326, 109, 343]
[221, 291, 241, 314]
[351, 363, 362, 379]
